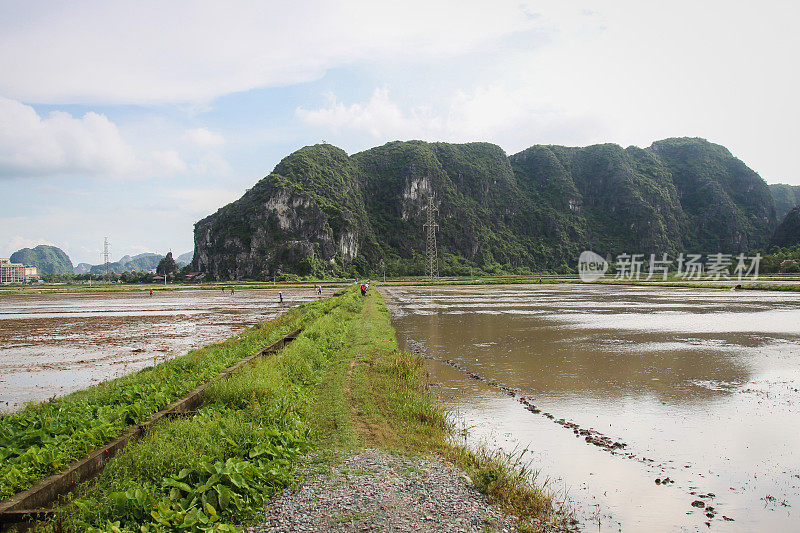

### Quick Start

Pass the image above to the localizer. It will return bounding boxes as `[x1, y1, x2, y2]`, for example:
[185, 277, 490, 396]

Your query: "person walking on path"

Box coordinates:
[279, 291, 283, 305]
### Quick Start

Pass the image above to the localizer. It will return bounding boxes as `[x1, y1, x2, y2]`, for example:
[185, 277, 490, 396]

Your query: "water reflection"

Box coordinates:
[384, 284, 800, 532]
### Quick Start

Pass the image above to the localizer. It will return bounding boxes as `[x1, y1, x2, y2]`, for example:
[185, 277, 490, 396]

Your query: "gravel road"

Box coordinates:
[248, 449, 522, 532]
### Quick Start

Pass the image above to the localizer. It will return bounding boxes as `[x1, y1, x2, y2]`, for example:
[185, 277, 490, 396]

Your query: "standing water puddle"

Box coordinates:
[383, 284, 800, 532]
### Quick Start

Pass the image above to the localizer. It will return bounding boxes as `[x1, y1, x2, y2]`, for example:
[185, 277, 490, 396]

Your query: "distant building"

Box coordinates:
[24, 266, 38, 282]
[0, 259, 25, 283]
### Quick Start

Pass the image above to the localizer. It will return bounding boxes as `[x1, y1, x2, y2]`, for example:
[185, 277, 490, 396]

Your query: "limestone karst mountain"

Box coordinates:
[193, 137, 778, 279]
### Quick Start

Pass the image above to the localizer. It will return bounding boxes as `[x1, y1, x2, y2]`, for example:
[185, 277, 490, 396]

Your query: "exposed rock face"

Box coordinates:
[194, 144, 377, 279]
[73, 262, 92, 274]
[356, 141, 528, 269]
[193, 138, 778, 279]
[771, 206, 800, 248]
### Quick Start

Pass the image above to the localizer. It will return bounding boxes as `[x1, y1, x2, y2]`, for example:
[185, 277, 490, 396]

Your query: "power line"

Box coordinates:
[423, 196, 439, 280]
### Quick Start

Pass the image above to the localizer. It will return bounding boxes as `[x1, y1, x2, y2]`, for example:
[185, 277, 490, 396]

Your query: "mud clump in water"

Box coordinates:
[412, 345, 632, 455]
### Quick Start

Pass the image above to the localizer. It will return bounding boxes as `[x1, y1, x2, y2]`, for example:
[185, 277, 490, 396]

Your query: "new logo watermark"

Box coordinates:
[578, 251, 608, 282]
[577, 251, 761, 281]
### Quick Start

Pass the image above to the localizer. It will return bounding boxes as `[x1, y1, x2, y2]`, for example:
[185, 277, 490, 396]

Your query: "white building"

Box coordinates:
[0, 259, 37, 283]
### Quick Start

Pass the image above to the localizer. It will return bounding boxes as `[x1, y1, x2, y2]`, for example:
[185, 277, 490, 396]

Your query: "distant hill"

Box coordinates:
[193, 137, 778, 279]
[771, 206, 800, 248]
[88, 253, 164, 275]
[10, 245, 73, 275]
[769, 184, 800, 221]
[73, 263, 92, 274]
[176, 251, 193, 267]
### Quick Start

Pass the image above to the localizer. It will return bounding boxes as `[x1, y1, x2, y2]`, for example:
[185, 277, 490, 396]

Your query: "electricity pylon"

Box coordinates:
[103, 237, 111, 277]
[423, 196, 439, 280]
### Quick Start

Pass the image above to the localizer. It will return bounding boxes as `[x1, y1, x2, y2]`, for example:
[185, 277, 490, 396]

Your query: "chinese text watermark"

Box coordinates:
[578, 251, 761, 282]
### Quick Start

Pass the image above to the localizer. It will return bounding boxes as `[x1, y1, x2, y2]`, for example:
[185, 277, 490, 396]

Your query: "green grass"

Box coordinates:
[0, 297, 335, 501]
[341, 290, 564, 530]
[21, 286, 563, 532]
[740, 283, 800, 292]
[33, 291, 354, 532]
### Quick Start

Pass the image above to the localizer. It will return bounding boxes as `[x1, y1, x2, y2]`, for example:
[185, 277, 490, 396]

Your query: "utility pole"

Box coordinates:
[103, 237, 111, 279]
[423, 196, 439, 281]
[380, 259, 386, 283]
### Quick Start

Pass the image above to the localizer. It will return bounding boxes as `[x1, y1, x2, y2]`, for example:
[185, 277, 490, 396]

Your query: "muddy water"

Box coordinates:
[0, 288, 325, 412]
[383, 285, 800, 532]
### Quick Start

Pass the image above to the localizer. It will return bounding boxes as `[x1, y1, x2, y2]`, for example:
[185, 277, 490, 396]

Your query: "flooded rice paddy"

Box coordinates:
[383, 284, 800, 532]
[0, 288, 323, 412]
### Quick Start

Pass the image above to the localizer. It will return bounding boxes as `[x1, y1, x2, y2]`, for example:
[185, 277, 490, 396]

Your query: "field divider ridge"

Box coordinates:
[0, 325, 304, 528]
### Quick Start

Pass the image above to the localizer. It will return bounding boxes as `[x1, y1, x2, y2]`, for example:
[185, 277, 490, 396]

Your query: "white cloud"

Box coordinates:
[296, 88, 441, 139]
[295, 0, 800, 180]
[0, 97, 187, 179]
[139, 150, 187, 177]
[183, 128, 225, 148]
[0, 96, 135, 177]
[0, 0, 555, 105]
[162, 188, 242, 214]
[5, 236, 55, 255]
[295, 85, 606, 151]
[190, 153, 233, 177]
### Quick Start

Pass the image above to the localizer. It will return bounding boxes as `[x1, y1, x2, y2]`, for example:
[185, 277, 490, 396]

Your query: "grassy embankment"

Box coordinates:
[0, 298, 335, 502]
[25, 287, 559, 532]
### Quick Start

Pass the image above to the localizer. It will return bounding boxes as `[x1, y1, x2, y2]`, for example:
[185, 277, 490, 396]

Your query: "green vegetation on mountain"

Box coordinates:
[769, 183, 800, 221]
[194, 138, 779, 280]
[156, 252, 178, 276]
[770, 206, 800, 249]
[194, 144, 378, 280]
[10, 245, 73, 275]
[88, 253, 163, 275]
[73, 263, 93, 275]
[649, 138, 776, 252]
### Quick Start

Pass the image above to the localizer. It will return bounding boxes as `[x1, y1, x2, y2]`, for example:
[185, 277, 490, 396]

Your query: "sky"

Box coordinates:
[1, 0, 799, 265]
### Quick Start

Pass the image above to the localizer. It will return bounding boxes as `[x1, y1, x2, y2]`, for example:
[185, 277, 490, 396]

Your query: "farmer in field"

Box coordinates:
[360, 283, 367, 296]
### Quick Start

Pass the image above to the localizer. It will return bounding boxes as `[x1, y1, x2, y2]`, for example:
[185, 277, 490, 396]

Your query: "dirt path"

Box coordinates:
[343, 293, 384, 444]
